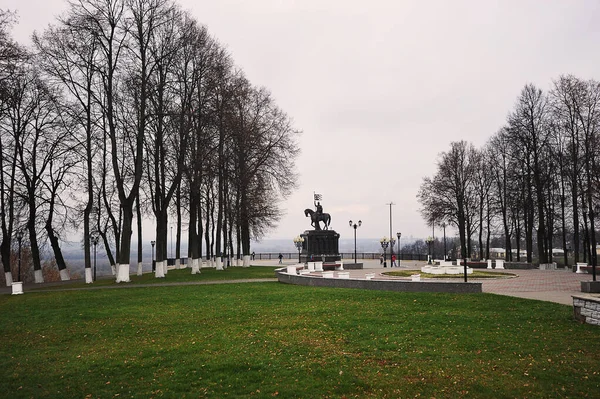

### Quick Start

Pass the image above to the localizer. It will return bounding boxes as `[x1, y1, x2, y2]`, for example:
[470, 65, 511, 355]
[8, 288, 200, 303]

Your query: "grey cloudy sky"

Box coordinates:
[5, 0, 600, 244]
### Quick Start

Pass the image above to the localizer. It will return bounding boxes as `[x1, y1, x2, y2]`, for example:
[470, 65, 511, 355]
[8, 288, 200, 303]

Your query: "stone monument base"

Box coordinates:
[299, 229, 341, 264]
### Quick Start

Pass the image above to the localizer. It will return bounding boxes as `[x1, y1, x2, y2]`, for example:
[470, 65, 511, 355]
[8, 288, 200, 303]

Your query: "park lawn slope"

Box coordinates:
[1, 283, 599, 398]
[28, 266, 278, 290]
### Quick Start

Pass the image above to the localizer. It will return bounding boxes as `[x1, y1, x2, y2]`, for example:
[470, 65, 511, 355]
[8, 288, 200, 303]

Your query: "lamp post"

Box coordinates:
[91, 236, 99, 281]
[426, 236, 434, 265]
[386, 202, 395, 258]
[441, 222, 447, 260]
[349, 220, 362, 264]
[380, 236, 389, 268]
[293, 235, 304, 263]
[16, 230, 23, 281]
[396, 232, 401, 267]
[151, 240, 156, 272]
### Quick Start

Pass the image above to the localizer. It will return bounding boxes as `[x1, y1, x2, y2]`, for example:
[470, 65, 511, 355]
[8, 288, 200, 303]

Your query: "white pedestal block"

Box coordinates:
[411, 274, 421, 282]
[576, 262, 588, 273]
[286, 265, 297, 274]
[315, 262, 323, 272]
[496, 259, 505, 269]
[487, 259, 493, 269]
[11, 281, 23, 295]
[337, 272, 350, 279]
[322, 271, 334, 278]
[307, 262, 315, 272]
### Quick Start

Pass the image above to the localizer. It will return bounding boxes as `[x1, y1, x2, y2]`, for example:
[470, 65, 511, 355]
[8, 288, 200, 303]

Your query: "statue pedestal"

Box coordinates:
[300, 230, 341, 263]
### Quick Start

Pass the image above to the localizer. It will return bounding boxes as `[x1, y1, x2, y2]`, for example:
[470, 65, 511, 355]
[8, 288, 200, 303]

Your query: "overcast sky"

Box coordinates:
[4, 0, 600, 245]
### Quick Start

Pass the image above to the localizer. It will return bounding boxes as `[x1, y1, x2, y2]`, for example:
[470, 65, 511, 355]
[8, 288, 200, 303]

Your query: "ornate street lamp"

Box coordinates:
[380, 236, 390, 268]
[16, 230, 24, 282]
[426, 236, 434, 265]
[349, 220, 362, 264]
[396, 232, 402, 267]
[91, 235, 99, 281]
[151, 240, 156, 272]
[293, 235, 304, 263]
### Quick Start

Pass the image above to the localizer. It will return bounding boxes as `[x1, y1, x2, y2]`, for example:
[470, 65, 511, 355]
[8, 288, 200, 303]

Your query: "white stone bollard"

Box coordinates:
[457, 259, 462, 266]
[315, 261, 323, 272]
[487, 259, 493, 269]
[496, 259, 505, 269]
[11, 281, 24, 295]
[307, 262, 315, 271]
[411, 274, 421, 282]
[322, 271, 334, 278]
[336, 261, 344, 271]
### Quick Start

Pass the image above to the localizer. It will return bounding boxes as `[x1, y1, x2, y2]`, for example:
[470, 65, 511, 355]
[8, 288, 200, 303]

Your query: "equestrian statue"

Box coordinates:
[304, 199, 331, 230]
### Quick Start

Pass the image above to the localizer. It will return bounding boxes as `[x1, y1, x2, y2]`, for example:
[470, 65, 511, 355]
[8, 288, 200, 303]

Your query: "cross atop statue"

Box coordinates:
[304, 192, 331, 230]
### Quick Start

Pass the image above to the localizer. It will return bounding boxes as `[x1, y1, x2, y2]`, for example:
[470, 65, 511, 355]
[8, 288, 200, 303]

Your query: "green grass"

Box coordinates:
[1, 283, 599, 398]
[384, 270, 516, 279]
[30, 266, 278, 290]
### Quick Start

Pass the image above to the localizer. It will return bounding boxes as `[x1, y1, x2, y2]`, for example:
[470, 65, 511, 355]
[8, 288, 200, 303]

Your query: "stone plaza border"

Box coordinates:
[573, 294, 600, 326]
[275, 268, 482, 294]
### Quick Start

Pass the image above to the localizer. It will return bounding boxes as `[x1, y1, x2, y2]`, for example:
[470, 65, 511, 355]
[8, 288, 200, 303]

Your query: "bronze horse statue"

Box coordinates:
[304, 209, 331, 230]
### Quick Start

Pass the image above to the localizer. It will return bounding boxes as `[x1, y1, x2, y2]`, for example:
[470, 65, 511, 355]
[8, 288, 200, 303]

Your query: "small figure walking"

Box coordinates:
[379, 254, 384, 265]
[278, 253, 283, 264]
[391, 254, 397, 267]
[251, 251, 255, 261]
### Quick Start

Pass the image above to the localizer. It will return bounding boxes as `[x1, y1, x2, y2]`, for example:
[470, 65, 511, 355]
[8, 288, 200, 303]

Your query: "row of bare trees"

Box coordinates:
[418, 76, 600, 266]
[0, 1, 299, 284]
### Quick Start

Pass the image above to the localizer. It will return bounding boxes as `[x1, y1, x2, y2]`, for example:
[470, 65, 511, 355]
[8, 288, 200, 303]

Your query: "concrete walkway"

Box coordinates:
[2, 259, 596, 306]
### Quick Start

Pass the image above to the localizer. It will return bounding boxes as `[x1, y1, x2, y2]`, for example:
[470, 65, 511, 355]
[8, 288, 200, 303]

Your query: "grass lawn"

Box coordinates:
[1, 283, 599, 398]
[384, 270, 516, 279]
[29, 266, 279, 290]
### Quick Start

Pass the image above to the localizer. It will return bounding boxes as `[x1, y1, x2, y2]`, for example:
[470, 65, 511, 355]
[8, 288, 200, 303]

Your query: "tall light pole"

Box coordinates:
[349, 220, 362, 264]
[386, 202, 395, 258]
[396, 232, 402, 267]
[293, 236, 304, 263]
[380, 237, 389, 268]
[151, 240, 156, 272]
[426, 236, 434, 265]
[16, 230, 23, 282]
[91, 236, 99, 281]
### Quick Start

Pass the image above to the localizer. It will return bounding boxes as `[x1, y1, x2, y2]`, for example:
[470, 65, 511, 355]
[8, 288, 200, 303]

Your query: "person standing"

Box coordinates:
[391, 254, 397, 267]
[278, 253, 283, 264]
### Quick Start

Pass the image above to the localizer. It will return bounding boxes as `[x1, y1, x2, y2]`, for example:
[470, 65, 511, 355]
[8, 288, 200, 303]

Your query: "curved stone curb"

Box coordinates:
[275, 268, 482, 294]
